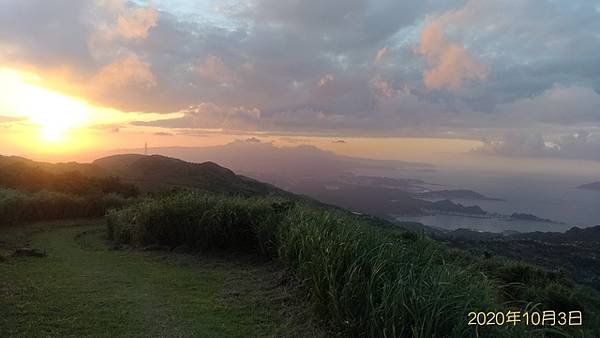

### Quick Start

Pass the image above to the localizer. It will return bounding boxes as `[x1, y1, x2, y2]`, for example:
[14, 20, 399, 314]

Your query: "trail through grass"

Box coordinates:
[0, 221, 315, 337]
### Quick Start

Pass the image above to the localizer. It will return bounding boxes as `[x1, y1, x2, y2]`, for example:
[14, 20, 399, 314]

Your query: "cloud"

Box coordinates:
[87, 123, 122, 134]
[92, 55, 157, 89]
[1, 0, 600, 160]
[555, 131, 600, 161]
[195, 56, 240, 87]
[474, 132, 550, 157]
[417, 21, 489, 90]
[134, 103, 263, 131]
[88, 0, 158, 63]
[473, 129, 600, 161]
[114, 4, 157, 39]
[375, 47, 387, 63]
[318, 74, 334, 87]
[91, 0, 157, 40]
[278, 137, 315, 144]
[496, 85, 600, 124]
[369, 75, 397, 99]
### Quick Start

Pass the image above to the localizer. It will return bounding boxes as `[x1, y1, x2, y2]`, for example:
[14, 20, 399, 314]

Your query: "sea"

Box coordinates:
[357, 166, 600, 233]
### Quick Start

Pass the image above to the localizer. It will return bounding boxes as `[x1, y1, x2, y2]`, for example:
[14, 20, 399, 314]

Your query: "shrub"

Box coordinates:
[106, 191, 289, 254]
[0, 188, 130, 226]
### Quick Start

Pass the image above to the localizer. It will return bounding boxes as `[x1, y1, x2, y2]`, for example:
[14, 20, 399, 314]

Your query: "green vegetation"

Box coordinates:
[107, 190, 600, 337]
[278, 207, 500, 337]
[474, 258, 600, 330]
[0, 188, 130, 226]
[0, 221, 320, 337]
[0, 159, 138, 226]
[0, 161, 139, 197]
[106, 193, 287, 255]
[93, 154, 286, 195]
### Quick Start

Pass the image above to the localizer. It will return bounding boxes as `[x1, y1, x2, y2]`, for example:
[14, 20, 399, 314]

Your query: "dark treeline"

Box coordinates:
[0, 188, 130, 226]
[0, 162, 139, 226]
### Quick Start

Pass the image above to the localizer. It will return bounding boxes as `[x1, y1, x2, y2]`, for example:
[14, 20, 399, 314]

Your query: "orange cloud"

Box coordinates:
[94, 0, 157, 40]
[375, 47, 387, 63]
[417, 22, 488, 90]
[92, 55, 157, 89]
[116, 6, 157, 39]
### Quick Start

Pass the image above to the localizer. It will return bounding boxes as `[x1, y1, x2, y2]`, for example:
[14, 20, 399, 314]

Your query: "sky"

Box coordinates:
[0, 0, 600, 171]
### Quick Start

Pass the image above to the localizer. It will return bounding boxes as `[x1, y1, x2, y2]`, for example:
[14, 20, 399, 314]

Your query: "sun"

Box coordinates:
[24, 88, 89, 143]
[0, 68, 90, 144]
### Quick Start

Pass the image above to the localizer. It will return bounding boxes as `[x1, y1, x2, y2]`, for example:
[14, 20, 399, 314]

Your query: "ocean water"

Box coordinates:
[357, 167, 600, 233]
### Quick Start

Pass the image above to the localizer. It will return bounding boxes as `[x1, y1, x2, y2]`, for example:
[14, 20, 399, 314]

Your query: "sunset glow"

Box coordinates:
[0, 68, 89, 143]
[0, 0, 597, 171]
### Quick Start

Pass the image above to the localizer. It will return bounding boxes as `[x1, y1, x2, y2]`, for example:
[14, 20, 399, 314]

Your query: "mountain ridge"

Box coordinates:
[93, 154, 288, 196]
[0, 153, 286, 197]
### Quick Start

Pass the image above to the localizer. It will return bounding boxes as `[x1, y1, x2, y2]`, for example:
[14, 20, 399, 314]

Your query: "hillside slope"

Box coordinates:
[0, 155, 106, 176]
[445, 225, 600, 288]
[0, 153, 286, 197]
[93, 154, 286, 196]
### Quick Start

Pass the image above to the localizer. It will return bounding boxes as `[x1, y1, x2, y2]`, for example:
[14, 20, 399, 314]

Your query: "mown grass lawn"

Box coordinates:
[0, 221, 316, 337]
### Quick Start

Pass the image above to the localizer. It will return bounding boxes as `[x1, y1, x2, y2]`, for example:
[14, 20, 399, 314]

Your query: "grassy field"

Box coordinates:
[0, 220, 321, 337]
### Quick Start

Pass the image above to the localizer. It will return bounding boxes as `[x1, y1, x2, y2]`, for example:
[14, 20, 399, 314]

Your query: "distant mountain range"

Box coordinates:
[104, 140, 434, 179]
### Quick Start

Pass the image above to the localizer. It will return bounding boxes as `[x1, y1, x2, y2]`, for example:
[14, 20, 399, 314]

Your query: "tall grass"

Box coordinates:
[0, 188, 130, 226]
[277, 206, 506, 337]
[106, 192, 288, 255]
[107, 191, 520, 336]
[106, 191, 600, 337]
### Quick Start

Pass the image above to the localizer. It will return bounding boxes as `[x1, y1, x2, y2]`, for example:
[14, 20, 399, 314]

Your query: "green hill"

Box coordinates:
[92, 154, 285, 196]
[0, 153, 287, 197]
